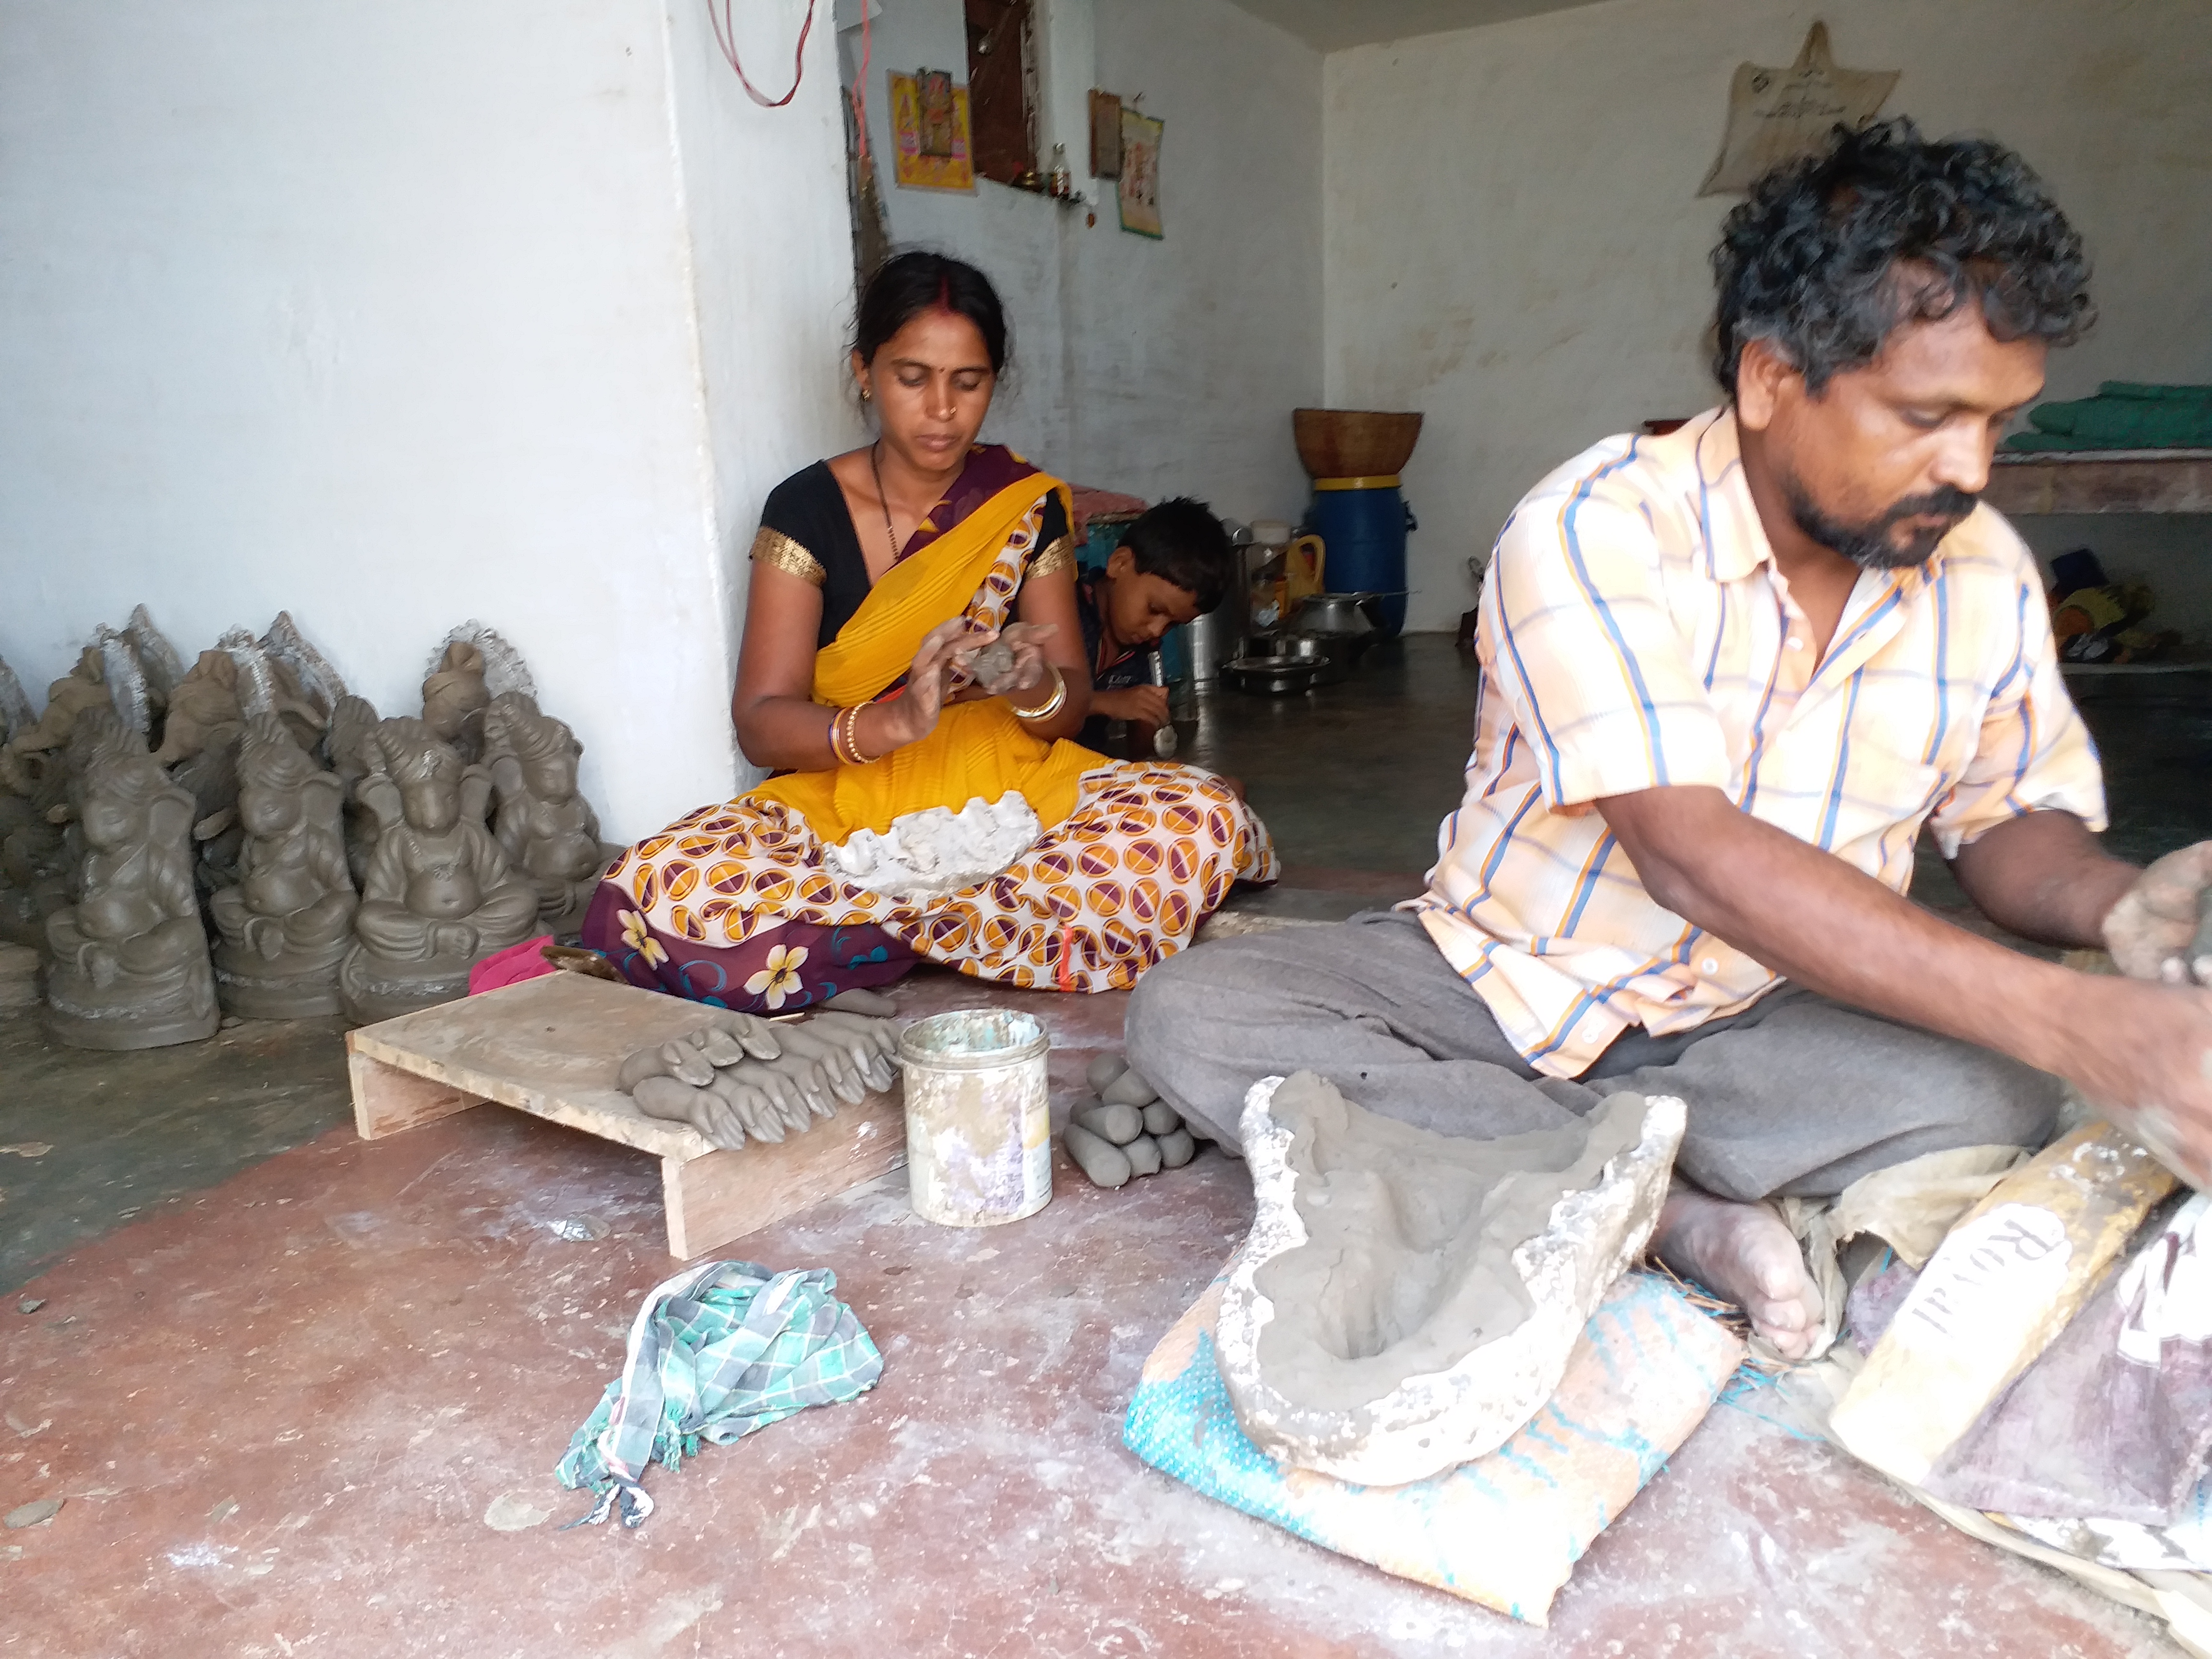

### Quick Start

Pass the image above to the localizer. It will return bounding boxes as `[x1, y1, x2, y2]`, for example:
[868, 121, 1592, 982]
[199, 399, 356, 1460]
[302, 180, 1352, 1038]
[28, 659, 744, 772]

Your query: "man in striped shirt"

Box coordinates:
[1128, 120, 2212, 1358]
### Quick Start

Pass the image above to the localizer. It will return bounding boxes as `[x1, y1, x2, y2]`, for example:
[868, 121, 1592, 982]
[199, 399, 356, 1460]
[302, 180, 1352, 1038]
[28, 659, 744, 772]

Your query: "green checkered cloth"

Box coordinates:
[556, 1258, 882, 1527]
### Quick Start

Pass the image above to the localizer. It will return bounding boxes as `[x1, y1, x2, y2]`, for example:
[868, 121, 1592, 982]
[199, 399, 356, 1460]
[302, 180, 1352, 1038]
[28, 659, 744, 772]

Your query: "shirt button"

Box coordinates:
[1786, 636, 1806, 651]
[1700, 957, 1720, 975]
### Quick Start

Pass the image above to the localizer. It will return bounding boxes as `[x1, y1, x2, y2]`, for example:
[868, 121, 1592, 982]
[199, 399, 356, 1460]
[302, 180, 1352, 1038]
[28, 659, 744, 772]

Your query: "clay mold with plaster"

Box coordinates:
[1216, 1072, 1683, 1486]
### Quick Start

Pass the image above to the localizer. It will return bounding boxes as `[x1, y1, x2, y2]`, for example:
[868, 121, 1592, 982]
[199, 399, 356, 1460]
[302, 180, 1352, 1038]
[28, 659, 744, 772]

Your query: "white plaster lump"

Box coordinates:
[1216, 1072, 1685, 1487]
[826, 792, 1041, 902]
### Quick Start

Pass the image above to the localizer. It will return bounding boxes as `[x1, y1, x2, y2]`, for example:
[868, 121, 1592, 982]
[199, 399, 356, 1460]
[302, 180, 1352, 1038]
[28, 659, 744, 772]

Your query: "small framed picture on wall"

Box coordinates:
[1118, 109, 1163, 238]
[890, 70, 976, 192]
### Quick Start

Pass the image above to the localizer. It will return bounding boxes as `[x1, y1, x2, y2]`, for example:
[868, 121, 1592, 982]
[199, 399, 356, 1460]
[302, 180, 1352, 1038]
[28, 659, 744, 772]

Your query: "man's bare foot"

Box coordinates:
[1651, 1188, 1824, 1359]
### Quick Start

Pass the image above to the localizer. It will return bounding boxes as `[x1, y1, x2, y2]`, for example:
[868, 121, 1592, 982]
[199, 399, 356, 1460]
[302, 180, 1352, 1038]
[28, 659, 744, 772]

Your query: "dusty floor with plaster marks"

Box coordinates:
[3, 638, 2210, 1658]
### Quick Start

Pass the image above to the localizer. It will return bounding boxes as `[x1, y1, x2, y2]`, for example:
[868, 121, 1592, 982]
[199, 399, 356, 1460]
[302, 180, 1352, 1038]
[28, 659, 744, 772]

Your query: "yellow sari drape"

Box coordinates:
[749, 470, 1104, 843]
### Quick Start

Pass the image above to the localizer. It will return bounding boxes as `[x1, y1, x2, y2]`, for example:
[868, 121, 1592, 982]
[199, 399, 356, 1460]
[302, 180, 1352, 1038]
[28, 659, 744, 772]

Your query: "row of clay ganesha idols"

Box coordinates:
[0, 610, 614, 1050]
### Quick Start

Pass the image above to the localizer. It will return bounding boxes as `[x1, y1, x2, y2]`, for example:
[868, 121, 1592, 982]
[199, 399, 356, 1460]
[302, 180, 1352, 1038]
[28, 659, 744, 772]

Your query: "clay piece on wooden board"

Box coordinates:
[208, 714, 359, 1018]
[482, 691, 609, 934]
[619, 1008, 903, 1150]
[337, 717, 539, 1024]
[1215, 1072, 1683, 1487]
[42, 710, 220, 1050]
[423, 623, 533, 766]
[826, 793, 1042, 902]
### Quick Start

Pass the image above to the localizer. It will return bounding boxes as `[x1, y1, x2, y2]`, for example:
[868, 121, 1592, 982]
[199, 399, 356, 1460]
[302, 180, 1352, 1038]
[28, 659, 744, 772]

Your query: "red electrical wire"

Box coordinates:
[710, 0, 816, 109]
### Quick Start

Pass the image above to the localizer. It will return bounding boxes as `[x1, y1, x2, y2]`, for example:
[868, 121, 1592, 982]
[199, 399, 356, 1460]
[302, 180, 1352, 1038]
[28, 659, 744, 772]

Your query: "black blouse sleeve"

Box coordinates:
[752, 462, 873, 649]
[1026, 491, 1075, 578]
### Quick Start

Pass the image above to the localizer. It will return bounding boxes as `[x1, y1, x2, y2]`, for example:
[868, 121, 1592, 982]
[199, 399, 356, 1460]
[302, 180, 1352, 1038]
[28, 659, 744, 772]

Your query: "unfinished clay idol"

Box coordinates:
[0, 649, 113, 947]
[208, 715, 358, 1018]
[422, 624, 531, 766]
[337, 717, 537, 1023]
[0, 658, 33, 749]
[259, 611, 348, 721]
[1216, 1073, 1683, 1486]
[325, 694, 383, 887]
[175, 722, 246, 902]
[122, 606, 186, 713]
[4, 648, 111, 775]
[482, 691, 607, 933]
[152, 650, 244, 768]
[42, 711, 219, 1050]
[219, 627, 327, 754]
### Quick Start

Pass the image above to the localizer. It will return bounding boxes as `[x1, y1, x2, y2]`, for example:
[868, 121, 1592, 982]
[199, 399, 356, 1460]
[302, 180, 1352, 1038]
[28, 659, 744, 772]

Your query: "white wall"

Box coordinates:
[0, 0, 853, 839]
[1324, 0, 2212, 633]
[666, 0, 866, 792]
[848, 0, 1324, 527]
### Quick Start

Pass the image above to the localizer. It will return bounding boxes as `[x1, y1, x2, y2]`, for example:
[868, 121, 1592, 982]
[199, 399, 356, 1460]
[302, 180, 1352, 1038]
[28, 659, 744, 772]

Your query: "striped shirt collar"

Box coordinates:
[1694, 407, 1947, 601]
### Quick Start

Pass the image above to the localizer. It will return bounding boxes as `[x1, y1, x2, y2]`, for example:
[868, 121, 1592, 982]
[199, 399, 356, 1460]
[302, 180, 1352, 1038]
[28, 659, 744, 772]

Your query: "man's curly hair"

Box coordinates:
[1711, 117, 2093, 396]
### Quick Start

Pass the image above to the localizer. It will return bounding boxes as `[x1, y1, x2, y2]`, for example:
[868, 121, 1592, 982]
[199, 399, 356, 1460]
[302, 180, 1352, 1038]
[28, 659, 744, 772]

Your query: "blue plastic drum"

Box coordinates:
[1306, 480, 1414, 637]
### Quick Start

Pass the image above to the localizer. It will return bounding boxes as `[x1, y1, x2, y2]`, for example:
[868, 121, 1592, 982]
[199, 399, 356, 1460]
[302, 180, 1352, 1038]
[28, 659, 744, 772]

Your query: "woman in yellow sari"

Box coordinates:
[582, 253, 1276, 1010]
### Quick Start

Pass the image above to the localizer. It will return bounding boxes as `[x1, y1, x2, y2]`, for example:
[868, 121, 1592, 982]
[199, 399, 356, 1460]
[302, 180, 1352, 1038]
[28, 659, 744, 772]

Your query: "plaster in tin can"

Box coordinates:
[897, 1009, 1052, 1226]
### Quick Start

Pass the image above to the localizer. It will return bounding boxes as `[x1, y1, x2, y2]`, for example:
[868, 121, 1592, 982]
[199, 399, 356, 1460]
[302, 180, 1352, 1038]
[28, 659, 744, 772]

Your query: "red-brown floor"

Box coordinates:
[0, 971, 2187, 1657]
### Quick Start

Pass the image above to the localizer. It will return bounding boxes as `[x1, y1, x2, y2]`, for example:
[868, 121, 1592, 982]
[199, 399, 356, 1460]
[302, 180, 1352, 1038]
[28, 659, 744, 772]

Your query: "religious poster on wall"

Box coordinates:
[890, 70, 975, 192]
[1698, 22, 1898, 196]
[1118, 108, 1164, 239]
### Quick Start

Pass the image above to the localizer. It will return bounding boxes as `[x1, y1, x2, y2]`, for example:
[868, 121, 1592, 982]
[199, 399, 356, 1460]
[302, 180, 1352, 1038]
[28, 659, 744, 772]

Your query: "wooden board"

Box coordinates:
[664, 1095, 905, 1260]
[344, 974, 907, 1259]
[1985, 449, 2212, 516]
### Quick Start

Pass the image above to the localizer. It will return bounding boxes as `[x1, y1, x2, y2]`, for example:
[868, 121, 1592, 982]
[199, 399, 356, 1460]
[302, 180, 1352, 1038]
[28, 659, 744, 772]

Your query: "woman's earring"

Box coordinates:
[860, 384, 872, 403]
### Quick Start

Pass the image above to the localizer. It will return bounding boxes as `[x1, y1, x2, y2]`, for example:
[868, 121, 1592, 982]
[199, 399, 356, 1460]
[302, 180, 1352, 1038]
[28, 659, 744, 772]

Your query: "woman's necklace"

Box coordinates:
[869, 441, 900, 564]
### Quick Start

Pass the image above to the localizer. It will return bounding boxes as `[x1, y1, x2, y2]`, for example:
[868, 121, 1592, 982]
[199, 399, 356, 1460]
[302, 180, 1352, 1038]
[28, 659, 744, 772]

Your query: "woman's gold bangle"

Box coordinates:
[853, 703, 881, 764]
[830, 703, 875, 767]
[1010, 663, 1067, 722]
[841, 703, 879, 765]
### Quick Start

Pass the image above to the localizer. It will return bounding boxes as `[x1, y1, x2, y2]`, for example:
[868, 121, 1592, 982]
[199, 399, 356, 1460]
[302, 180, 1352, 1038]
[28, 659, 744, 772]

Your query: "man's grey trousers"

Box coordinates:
[1123, 910, 2061, 1201]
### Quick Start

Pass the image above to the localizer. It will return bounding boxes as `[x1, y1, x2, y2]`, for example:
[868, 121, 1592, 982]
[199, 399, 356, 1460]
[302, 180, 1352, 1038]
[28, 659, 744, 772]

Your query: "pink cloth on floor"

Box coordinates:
[469, 935, 558, 995]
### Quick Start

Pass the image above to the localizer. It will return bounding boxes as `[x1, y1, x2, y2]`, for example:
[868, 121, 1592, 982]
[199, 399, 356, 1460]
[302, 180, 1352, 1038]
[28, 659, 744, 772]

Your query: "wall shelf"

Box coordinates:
[1985, 449, 2212, 516]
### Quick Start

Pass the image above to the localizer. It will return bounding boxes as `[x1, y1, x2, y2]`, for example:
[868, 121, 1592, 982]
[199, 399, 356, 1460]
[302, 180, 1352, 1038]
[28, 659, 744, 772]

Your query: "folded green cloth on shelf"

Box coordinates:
[2007, 383, 2212, 451]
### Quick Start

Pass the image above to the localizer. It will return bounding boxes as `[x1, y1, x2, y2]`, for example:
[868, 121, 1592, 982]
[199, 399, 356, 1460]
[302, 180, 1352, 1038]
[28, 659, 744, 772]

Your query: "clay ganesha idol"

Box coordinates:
[209, 715, 358, 1018]
[44, 712, 219, 1050]
[337, 717, 537, 1022]
[483, 690, 606, 933]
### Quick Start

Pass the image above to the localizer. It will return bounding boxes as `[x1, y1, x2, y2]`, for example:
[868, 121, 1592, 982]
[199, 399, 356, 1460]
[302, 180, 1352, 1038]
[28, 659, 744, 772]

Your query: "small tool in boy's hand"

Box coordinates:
[1147, 649, 1178, 758]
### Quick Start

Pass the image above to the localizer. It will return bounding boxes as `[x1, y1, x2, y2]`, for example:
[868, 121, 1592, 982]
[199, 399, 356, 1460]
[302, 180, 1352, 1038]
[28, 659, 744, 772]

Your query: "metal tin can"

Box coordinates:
[897, 1009, 1052, 1226]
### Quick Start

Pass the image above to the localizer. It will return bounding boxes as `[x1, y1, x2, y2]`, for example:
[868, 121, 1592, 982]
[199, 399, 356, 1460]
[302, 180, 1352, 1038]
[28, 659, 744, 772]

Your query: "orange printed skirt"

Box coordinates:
[580, 762, 1277, 1011]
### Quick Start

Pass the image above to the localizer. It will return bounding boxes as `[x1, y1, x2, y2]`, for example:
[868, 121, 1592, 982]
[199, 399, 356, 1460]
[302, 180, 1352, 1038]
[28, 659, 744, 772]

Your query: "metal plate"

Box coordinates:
[1223, 657, 1333, 696]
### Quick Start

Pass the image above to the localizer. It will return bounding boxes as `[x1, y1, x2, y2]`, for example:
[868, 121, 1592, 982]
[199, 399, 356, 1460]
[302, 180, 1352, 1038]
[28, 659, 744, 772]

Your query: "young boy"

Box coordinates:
[1073, 496, 1232, 754]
